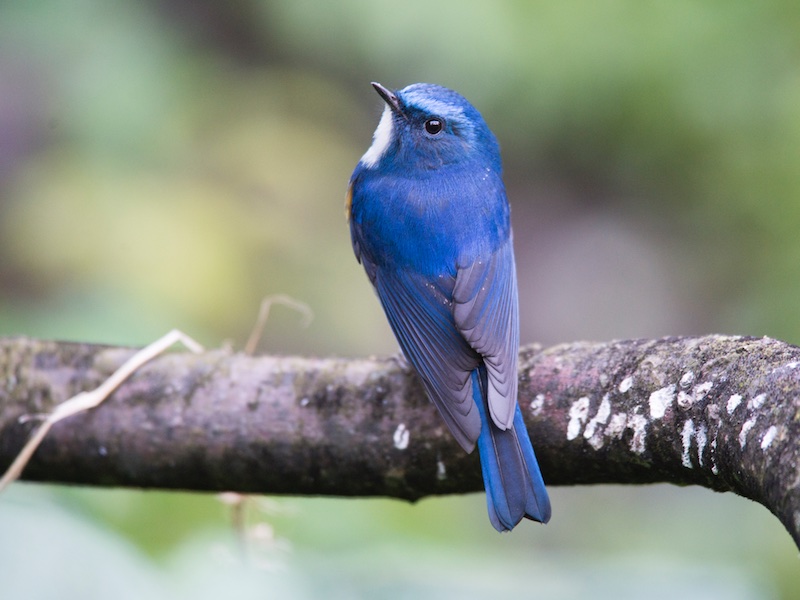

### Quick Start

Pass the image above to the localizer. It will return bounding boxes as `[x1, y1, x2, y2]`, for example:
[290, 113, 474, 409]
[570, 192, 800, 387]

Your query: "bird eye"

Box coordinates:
[424, 118, 444, 135]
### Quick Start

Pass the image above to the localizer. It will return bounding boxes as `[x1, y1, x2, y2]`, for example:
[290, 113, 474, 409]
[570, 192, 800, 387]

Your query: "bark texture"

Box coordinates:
[0, 335, 798, 547]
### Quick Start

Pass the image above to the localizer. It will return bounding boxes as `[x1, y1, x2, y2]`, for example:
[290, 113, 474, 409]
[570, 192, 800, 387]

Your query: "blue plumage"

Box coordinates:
[348, 82, 551, 531]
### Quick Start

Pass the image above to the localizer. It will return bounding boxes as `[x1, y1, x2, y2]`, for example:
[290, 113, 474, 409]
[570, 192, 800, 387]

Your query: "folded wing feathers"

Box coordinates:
[454, 244, 519, 430]
[375, 269, 482, 450]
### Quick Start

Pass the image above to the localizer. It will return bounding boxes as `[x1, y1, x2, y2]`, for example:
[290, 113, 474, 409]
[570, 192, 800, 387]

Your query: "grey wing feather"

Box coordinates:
[453, 240, 520, 430]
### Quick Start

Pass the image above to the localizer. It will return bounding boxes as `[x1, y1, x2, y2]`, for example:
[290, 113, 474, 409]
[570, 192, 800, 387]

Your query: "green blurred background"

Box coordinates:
[1, 1, 798, 597]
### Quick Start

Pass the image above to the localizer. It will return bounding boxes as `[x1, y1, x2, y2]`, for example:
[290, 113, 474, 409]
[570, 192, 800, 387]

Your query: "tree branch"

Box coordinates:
[1, 335, 798, 547]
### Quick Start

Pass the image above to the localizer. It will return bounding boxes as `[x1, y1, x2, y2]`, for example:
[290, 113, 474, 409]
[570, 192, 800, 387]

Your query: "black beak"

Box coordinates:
[371, 82, 402, 114]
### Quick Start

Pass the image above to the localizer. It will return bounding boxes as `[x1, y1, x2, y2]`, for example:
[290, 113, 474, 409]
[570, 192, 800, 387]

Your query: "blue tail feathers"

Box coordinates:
[474, 369, 551, 531]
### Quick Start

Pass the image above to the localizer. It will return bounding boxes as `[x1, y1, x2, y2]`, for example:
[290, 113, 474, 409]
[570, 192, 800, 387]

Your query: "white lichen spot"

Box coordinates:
[584, 394, 612, 437]
[749, 393, 767, 410]
[393, 423, 410, 450]
[599, 373, 609, 387]
[584, 394, 612, 450]
[710, 437, 719, 475]
[649, 384, 676, 419]
[566, 397, 591, 440]
[681, 420, 695, 468]
[299, 397, 310, 407]
[696, 423, 707, 467]
[628, 413, 648, 454]
[694, 382, 713, 400]
[606, 413, 628, 439]
[436, 460, 447, 480]
[680, 371, 695, 388]
[677, 381, 713, 410]
[619, 376, 634, 393]
[726, 394, 742, 414]
[739, 418, 757, 449]
[529, 394, 545, 416]
[760, 425, 778, 450]
[586, 434, 604, 451]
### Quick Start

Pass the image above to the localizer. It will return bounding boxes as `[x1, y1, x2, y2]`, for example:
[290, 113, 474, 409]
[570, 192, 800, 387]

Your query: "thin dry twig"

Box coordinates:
[0, 329, 203, 492]
[225, 294, 313, 561]
[243, 295, 313, 355]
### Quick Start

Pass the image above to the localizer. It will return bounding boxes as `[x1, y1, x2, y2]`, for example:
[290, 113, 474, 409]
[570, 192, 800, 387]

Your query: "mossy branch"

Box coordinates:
[0, 335, 798, 548]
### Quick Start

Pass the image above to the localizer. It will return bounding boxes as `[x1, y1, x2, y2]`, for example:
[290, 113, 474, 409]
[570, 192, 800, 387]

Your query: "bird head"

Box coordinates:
[359, 82, 501, 173]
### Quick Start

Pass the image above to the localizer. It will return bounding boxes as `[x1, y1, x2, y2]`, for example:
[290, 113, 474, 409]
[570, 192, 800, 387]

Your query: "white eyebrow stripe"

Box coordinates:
[360, 105, 394, 168]
[402, 92, 465, 122]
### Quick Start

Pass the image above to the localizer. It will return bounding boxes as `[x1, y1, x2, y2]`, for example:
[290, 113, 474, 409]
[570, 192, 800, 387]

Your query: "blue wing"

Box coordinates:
[372, 266, 483, 451]
[354, 235, 520, 454]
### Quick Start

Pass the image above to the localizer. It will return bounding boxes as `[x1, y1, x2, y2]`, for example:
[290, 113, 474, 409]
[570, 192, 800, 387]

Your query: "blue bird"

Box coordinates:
[347, 82, 551, 531]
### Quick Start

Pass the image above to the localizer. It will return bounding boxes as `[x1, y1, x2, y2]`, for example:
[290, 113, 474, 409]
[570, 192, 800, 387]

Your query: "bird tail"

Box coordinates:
[474, 367, 551, 531]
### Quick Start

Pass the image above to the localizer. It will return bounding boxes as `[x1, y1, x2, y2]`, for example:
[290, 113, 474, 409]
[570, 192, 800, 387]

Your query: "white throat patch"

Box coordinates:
[360, 105, 394, 168]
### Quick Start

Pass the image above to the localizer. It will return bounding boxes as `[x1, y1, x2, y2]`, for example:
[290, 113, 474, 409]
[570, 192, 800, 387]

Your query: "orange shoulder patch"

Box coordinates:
[344, 182, 353, 221]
